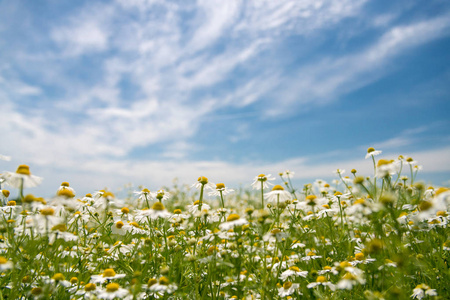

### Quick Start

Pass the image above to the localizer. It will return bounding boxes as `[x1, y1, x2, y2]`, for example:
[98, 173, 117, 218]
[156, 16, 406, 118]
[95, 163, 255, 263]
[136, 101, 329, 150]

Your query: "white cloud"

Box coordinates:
[16, 144, 450, 197]
[1, 0, 449, 198]
[269, 14, 450, 115]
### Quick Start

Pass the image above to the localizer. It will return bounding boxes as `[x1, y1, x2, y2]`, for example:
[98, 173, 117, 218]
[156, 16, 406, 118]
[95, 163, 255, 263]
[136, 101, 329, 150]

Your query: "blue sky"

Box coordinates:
[1, 0, 449, 196]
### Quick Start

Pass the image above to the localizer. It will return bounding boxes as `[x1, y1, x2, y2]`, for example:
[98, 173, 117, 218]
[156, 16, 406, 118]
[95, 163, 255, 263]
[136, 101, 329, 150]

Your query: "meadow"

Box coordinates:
[0, 148, 448, 299]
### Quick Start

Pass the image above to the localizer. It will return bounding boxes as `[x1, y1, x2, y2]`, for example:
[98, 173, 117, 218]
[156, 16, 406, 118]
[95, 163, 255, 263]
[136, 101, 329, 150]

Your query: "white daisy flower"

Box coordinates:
[187, 200, 211, 214]
[136, 202, 171, 220]
[365, 147, 382, 159]
[411, 284, 437, 299]
[376, 159, 400, 178]
[1, 165, 42, 188]
[192, 176, 215, 190]
[209, 183, 234, 196]
[278, 281, 300, 297]
[97, 283, 130, 299]
[264, 185, 292, 204]
[251, 174, 276, 190]
[90, 269, 126, 284]
[219, 214, 248, 231]
[279, 266, 308, 280]
[307, 276, 336, 291]
[0, 256, 13, 270]
[155, 189, 171, 202]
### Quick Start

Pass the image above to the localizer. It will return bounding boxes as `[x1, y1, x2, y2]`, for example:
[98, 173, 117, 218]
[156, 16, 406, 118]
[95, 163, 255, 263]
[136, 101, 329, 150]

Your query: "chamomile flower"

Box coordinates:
[336, 267, 365, 289]
[155, 189, 171, 202]
[219, 214, 248, 231]
[56, 182, 75, 198]
[264, 185, 292, 204]
[365, 147, 382, 159]
[148, 276, 178, 294]
[0, 189, 10, 206]
[279, 266, 308, 280]
[278, 281, 300, 297]
[1, 165, 43, 188]
[281, 170, 295, 178]
[209, 183, 234, 196]
[134, 188, 155, 204]
[251, 174, 276, 190]
[187, 200, 211, 214]
[75, 283, 98, 298]
[307, 276, 336, 291]
[90, 268, 126, 284]
[376, 159, 400, 178]
[136, 202, 171, 220]
[192, 176, 215, 190]
[411, 284, 437, 299]
[0, 256, 13, 270]
[97, 283, 130, 299]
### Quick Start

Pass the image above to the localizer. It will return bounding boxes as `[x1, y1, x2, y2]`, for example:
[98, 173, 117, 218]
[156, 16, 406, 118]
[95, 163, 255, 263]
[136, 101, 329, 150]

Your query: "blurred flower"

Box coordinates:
[1, 165, 42, 188]
[251, 174, 275, 190]
[365, 147, 382, 159]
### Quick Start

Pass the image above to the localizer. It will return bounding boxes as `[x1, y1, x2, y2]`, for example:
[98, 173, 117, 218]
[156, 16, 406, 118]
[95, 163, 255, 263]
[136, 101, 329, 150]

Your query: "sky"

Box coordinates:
[0, 0, 449, 197]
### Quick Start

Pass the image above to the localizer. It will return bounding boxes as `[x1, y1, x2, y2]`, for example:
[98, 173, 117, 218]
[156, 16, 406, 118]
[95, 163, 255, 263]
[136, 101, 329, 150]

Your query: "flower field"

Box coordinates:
[0, 148, 449, 299]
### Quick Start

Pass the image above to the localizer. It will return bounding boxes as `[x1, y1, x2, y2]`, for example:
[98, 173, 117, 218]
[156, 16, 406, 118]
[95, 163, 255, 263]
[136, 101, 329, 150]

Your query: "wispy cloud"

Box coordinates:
[0, 0, 449, 196]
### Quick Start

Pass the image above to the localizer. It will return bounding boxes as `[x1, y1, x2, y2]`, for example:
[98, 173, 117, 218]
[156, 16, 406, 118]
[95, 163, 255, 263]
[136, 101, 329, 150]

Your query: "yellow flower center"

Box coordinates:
[258, 174, 267, 181]
[148, 278, 157, 286]
[103, 269, 116, 277]
[16, 165, 31, 175]
[283, 281, 293, 289]
[1, 190, 10, 197]
[174, 209, 182, 214]
[226, 214, 240, 222]
[342, 273, 357, 280]
[437, 211, 448, 217]
[305, 195, 317, 201]
[103, 192, 115, 198]
[355, 253, 365, 260]
[198, 176, 209, 185]
[436, 187, 449, 196]
[377, 159, 393, 167]
[70, 277, 78, 284]
[61, 182, 70, 187]
[7, 201, 16, 206]
[316, 276, 327, 283]
[121, 207, 130, 214]
[41, 208, 55, 216]
[272, 185, 284, 191]
[24, 194, 36, 203]
[152, 202, 165, 211]
[51, 224, 67, 232]
[115, 221, 124, 229]
[289, 266, 300, 272]
[0, 257, 8, 264]
[106, 283, 120, 292]
[85, 283, 96, 291]
[31, 287, 42, 295]
[159, 276, 170, 285]
[57, 189, 75, 198]
[130, 222, 140, 228]
[142, 188, 150, 193]
[367, 147, 375, 153]
[216, 183, 225, 189]
[52, 273, 65, 281]
[418, 201, 432, 211]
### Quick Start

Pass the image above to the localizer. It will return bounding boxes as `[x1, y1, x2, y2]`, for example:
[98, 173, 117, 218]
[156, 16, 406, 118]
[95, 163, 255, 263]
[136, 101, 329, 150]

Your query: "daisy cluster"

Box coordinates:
[0, 148, 448, 299]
